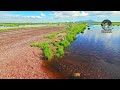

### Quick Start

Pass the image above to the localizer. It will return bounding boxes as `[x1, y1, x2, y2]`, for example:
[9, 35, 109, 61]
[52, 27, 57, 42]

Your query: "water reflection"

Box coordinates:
[62, 25, 120, 78]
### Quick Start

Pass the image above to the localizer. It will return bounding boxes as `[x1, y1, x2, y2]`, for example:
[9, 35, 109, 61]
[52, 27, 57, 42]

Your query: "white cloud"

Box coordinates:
[30, 16, 42, 19]
[81, 11, 89, 16]
[1, 11, 120, 23]
[0, 11, 48, 23]
[0, 11, 45, 19]
[2, 15, 43, 19]
[111, 11, 120, 15]
[40, 13, 45, 17]
[53, 11, 88, 18]
[86, 11, 120, 17]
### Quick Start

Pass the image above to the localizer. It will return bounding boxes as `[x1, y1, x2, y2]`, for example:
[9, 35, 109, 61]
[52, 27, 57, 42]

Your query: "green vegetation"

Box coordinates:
[92, 22, 120, 26]
[51, 41, 60, 47]
[43, 45, 53, 60]
[56, 45, 64, 58]
[45, 29, 67, 39]
[0, 23, 61, 31]
[31, 42, 49, 48]
[46, 32, 60, 39]
[31, 22, 87, 60]
[31, 42, 53, 60]
[60, 39, 70, 48]
[0, 23, 59, 27]
[46, 33, 57, 39]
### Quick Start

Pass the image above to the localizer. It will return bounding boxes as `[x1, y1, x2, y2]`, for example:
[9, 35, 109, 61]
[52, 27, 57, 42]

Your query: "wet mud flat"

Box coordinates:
[49, 55, 110, 79]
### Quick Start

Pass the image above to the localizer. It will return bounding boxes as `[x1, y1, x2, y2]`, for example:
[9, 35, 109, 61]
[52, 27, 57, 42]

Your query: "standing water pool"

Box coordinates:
[58, 25, 120, 79]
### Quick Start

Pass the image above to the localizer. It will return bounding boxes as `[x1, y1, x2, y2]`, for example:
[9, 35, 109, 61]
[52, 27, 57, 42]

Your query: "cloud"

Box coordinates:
[0, 11, 46, 23]
[7, 15, 43, 19]
[1, 11, 120, 23]
[86, 11, 120, 17]
[40, 13, 45, 17]
[29, 16, 42, 19]
[53, 11, 88, 18]
[0, 12, 45, 19]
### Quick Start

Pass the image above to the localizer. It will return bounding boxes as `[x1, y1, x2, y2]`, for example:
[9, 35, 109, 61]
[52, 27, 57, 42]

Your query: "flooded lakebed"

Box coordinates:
[51, 25, 120, 79]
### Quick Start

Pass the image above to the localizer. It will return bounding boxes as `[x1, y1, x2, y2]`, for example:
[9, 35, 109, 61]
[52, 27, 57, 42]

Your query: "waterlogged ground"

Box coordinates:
[56, 25, 120, 79]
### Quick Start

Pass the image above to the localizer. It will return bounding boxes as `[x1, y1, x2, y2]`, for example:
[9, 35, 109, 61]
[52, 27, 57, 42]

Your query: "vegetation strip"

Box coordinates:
[31, 23, 87, 60]
[0, 23, 63, 31]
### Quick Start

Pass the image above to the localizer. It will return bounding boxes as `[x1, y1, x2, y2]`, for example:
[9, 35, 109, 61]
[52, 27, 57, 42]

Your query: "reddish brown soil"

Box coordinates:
[0, 26, 65, 79]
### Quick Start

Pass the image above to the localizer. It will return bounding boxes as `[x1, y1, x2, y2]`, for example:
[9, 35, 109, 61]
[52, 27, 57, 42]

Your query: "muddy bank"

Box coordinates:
[49, 55, 110, 79]
[41, 60, 68, 79]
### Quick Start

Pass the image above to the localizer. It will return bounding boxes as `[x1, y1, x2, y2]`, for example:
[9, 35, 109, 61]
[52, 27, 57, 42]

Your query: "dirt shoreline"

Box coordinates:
[0, 26, 65, 79]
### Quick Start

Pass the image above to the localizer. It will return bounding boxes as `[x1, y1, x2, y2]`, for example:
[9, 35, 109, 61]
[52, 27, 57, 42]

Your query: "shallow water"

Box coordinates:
[62, 25, 120, 79]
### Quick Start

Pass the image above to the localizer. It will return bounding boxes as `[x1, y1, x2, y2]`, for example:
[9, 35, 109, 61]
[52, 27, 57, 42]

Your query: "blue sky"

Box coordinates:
[0, 11, 120, 23]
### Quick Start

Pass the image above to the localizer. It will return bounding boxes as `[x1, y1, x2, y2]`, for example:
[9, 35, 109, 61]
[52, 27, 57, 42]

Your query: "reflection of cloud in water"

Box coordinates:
[94, 32, 101, 43]
[104, 33, 112, 39]
[100, 29, 120, 49]
[81, 26, 120, 52]
[83, 26, 102, 43]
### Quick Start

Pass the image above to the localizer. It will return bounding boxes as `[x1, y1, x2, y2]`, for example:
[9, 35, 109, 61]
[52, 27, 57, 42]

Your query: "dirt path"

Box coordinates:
[0, 26, 65, 79]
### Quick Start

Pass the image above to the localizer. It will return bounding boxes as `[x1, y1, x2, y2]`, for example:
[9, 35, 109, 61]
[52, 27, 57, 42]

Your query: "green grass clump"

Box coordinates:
[46, 32, 59, 39]
[43, 45, 53, 60]
[56, 45, 64, 58]
[31, 42, 49, 49]
[60, 39, 70, 48]
[51, 41, 60, 47]
[65, 34, 76, 42]
[46, 33, 56, 39]
[31, 42, 53, 60]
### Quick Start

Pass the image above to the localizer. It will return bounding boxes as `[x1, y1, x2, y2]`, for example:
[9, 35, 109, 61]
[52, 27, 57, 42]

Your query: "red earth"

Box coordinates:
[0, 26, 65, 79]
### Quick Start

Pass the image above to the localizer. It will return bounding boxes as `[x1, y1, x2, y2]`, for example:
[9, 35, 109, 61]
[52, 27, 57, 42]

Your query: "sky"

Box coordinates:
[0, 11, 120, 23]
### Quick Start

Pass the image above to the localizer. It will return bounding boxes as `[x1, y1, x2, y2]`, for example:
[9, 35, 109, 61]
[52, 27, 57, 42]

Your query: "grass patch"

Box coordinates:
[31, 42, 49, 48]
[45, 30, 66, 39]
[56, 45, 64, 58]
[60, 39, 70, 48]
[51, 41, 60, 47]
[43, 45, 53, 60]
[31, 42, 53, 60]
[31, 23, 87, 60]
[0, 23, 59, 31]
[45, 32, 59, 39]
